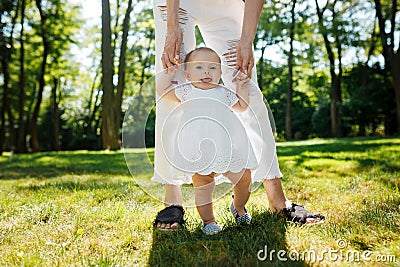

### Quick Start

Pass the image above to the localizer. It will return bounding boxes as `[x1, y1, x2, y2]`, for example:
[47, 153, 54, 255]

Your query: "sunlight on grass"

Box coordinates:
[0, 137, 399, 266]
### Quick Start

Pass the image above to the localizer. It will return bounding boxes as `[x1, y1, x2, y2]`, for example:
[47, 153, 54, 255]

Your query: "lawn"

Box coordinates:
[0, 137, 399, 266]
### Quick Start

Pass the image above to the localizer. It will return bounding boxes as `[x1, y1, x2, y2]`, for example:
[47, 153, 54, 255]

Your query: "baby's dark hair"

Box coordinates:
[184, 47, 221, 64]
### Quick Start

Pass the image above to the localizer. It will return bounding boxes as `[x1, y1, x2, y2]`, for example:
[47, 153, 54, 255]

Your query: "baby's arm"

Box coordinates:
[156, 65, 180, 102]
[232, 73, 250, 113]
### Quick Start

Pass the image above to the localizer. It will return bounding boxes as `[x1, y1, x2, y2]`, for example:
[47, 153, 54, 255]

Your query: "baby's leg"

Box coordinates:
[192, 173, 216, 225]
[226, 169, 251, 216]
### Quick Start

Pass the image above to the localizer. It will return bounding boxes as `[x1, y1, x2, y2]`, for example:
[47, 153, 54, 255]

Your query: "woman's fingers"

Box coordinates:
[241, 54, 254, 78]
[235, 40, 254, 78]
[247, 59, 254, 76]
[162, 53, 182, 74]
[241, 57, 249, 76]
[162, 27, 183, 72]
[174, 38, 182, 64]
[162, 53, 174, 73]
[161, 53, 168, 70]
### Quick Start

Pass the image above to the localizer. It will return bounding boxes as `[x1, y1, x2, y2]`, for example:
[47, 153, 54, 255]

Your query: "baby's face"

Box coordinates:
[184, 51, 222, 90]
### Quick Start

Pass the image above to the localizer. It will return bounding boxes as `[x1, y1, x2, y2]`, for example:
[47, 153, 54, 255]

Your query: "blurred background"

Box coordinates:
[0, 0, 399, 153]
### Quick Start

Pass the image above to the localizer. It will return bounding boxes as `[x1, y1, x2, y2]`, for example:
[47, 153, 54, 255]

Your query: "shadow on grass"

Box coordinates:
[148, 211, 307, 266]
[278, 137, 400, 188]
[0, 151, 153, 180]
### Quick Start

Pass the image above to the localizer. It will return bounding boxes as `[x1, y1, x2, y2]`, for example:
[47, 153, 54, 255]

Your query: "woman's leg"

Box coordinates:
[153, 1, 197, 229]
[192, 173, 216, 225]
[164, 184, 184, 206]
[154, 185, 183, 230]
[264, 178, 323, 224]
[263, 178, 290, 211]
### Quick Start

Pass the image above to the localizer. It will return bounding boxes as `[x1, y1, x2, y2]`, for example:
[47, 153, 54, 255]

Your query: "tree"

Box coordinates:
[314, 0, 344, 137]
[30, 0, 51, 152]
[51, 77, 60, 151]
[342, 64, 392, 136]
[255, 0, 285, 92]
[84, 67, 102, 149]
[373, 0, 400, 132]
[101, 0, 133, 150]
[17, 0, 26, 152]
[285, 0, 297, 139]
[114, 0, 133, 144]
[101, 0, 117, 150]
[0, 0, 19, 154]
[122, 6, 156, 148]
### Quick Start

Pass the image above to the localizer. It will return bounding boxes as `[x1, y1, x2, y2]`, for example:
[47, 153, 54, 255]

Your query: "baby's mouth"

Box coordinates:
[200, 78, 212, 83]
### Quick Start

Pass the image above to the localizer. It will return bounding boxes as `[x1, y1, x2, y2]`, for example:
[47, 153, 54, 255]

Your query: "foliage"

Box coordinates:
[266, 76, 315, 139]
[1, 0, 400, 153]
[312, 102, 331, 138]
[342, 64, 395, 136]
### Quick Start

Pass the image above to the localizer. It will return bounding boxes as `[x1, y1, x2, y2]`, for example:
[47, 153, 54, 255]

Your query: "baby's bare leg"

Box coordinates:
[226, 169, 251, 216]
[192, 173, 216, 224]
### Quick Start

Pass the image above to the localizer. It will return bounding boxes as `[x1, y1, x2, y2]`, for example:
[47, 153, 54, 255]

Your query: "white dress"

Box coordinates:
[151, 0, 283, 188]
[161, 83, 258, 184]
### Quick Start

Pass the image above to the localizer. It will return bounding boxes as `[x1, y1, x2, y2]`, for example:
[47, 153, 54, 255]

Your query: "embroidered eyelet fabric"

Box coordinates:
[163, 83, 258, 183]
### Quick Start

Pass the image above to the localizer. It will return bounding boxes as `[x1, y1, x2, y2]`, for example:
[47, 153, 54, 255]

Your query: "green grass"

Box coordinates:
[0, 137, 399, 266]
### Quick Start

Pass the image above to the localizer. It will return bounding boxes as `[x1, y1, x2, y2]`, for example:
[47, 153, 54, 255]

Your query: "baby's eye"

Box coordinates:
[196, 66, 202, 69]
[210, 66, 217, 70]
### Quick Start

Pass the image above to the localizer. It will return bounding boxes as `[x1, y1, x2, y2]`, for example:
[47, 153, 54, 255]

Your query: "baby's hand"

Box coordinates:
[235, 72, 250, 89]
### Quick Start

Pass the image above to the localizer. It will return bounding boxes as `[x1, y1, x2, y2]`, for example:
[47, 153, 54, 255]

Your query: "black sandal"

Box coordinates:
[153, 205, 185, 229]
[283, 203, 325, 226]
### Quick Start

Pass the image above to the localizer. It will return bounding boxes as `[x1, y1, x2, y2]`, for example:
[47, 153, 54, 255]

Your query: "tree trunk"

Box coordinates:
[112, 0, 121, 65]
[52, 77, 61, 151]
[1, 0, 20, 153]
[258, 46, 265, 92]
[17, 0, 27, 153]
[135, 36, 153, 124]
[84, 66, 100, 148]
[6, 98, 15, 152]
[358, 65, 368, 136]
[91, 88, 102, 135]
[391, 51, 400, 132]
[388, 0, 399, 132]
[114, 0, 133, 143]
[31, 0, 50, 152]
[257, 31, 268, 92]
[330, 76, 342, 137]
[315, 0, 342, 137]
[285, 0, 296, 140]
[101, 0, 119, 150]
[0, 59, 10, 154]
[374, 0, 400, 132]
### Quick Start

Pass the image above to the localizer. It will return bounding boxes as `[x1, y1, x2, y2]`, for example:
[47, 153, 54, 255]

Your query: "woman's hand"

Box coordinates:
[235, 40, 254, 78]
[162, 26, 183, 72]
[234, 0, 264, 79]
